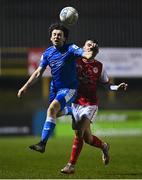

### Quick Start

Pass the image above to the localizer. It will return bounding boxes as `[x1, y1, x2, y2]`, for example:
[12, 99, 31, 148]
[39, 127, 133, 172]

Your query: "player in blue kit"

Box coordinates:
[17, 23, 95, 153]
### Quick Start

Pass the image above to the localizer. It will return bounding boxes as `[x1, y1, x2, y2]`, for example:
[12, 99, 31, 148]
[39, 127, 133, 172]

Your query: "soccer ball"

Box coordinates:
[59, 7, 78, 27]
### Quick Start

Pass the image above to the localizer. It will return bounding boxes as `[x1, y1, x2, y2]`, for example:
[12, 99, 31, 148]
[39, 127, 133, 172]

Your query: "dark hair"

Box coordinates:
[48, 22, 69, 39]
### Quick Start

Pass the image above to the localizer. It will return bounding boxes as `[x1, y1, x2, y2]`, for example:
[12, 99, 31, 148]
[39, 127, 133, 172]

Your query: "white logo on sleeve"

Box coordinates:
[72, 44, 79, 49]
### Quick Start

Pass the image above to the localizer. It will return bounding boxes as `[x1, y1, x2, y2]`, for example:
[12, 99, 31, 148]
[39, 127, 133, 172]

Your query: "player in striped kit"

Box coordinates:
[17, 23, 95, 153]
[61, 39, 128, 174]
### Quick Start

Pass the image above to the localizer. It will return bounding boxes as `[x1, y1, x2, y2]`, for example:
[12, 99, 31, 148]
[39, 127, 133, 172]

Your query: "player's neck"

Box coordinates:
[54, 42, 65, 49]
[82, 58, 95, 63]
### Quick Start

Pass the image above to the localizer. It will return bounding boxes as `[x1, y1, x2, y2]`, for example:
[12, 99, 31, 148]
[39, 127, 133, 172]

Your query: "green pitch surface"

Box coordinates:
[0, 136, 142, 179]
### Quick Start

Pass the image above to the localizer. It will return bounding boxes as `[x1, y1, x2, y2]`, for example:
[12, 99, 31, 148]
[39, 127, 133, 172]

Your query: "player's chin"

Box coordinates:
[54, 41, 61, 46]
[85, 48, 91, 52]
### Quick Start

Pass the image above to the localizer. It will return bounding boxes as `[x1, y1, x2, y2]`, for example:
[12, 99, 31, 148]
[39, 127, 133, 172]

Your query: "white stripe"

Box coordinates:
[65, 89, 76, 102]
[45, 117, 56, 124]
[95, 129, 142, 136]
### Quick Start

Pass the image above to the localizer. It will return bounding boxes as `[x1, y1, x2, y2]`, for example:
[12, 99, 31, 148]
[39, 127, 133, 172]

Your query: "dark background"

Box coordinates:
[0, 0, 142, 135]
[0, 0, 142, 47]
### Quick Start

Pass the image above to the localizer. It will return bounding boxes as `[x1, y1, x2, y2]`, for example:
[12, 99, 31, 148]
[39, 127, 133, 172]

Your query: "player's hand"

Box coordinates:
[17, 87, 27, 98]
[117, 82, 128, 91]
[90, 43, 98, 57]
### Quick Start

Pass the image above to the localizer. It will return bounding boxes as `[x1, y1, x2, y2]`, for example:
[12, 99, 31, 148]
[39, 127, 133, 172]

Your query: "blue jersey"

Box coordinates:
[39, 43, 84, 90]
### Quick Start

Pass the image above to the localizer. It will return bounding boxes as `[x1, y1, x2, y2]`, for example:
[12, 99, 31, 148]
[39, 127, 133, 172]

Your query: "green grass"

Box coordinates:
[0, 136, 142, 179]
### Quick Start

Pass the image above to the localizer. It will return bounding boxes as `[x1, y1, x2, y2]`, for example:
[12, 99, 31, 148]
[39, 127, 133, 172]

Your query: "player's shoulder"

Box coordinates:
[44, 46, 54, 53]
[42, 46, 55, 56]
[94, 59, 103, 66]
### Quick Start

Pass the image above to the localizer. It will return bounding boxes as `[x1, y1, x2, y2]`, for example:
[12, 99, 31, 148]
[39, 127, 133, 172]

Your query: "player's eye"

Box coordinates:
[56, 33, 62, 37]
[53, 33, 57, 36]
[87, 43, 92, 47]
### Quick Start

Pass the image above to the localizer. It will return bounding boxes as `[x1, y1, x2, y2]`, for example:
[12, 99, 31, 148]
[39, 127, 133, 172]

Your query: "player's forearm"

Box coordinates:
[109, 84, 119, 91]
[22, 68, 42, 90]
[103, 82, 128, 91]
[102, 82, 119, 91]
[17, 67, 44, 98]
[23, 74, 38, 89]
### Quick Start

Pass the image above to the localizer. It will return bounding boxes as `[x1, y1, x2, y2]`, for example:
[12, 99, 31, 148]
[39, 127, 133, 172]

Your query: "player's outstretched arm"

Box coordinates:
[109, 82, 128, 91]
[100, 68, 128, 91]
[17, 66, 44, 98]
[117, 82, 128, 91]
[101, 82, 128, 91]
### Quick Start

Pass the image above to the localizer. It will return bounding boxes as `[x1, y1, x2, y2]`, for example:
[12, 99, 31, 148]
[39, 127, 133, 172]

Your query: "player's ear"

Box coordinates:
[50, 37, 52, 41]
[63, 37, 66, 42]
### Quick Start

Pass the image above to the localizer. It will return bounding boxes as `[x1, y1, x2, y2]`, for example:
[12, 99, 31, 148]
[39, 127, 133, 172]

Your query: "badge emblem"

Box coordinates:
[93, 67, 98, 73]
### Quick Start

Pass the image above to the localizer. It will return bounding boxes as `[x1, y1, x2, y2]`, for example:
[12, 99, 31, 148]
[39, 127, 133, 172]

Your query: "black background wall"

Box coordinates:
[0, 0, 142, 47]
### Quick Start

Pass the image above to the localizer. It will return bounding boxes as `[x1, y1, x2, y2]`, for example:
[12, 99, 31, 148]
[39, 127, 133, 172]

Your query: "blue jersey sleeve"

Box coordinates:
[39, 52, 49, 68]
[69, 44, 84, 57]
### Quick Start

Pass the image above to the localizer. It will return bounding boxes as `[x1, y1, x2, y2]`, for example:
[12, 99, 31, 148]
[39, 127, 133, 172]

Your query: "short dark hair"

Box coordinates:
[48, 22, 69, 39]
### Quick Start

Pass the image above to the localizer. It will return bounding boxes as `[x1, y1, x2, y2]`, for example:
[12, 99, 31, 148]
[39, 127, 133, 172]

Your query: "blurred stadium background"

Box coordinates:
[0, 0, 142, 136]
[0, 0, 142, 178]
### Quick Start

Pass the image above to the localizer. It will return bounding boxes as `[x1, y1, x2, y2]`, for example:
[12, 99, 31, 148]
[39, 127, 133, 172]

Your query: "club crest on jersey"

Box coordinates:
[93, 67, 98, 73]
